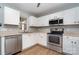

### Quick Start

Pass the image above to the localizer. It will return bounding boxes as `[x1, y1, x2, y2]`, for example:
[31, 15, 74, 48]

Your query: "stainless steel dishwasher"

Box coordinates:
[5, 35, 22, 55]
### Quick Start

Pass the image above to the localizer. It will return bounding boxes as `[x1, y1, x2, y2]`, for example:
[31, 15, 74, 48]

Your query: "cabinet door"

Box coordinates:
[5, 36, 17, 55]
[0, 4, 4, 27]
[63, 8, 76, 25]
[37, 15, 49, 26]
[75, 7, 79, 24]
[37, 33, 47, 46]
[42, 16, 49, 26]
[72, 37, 79, 55]
[4, 7, 20, 25]
[22, 34, 36, 49]
[63, 36, 73, 54]
[50, 12, 63, 19]
[28, 16, 37, 26]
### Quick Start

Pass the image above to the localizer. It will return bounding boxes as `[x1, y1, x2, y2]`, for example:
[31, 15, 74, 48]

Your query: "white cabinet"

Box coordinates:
[75, 7, 79, 24]
[28, 16, 37, 26]
[37, 16, 49, 26]
[22, 33, 48, 50]
[0, 4, 4, 28]
[63, 36, 73, 54]
[29, 15, 49, 27]
[63, 36, 79, 55]
[4, 7, 20, 25]
[63, 8, 76, 25]
[37, 33, 47, 46]
[71, 37, 79, 55]
[29, 6, 79, 26]
[22, 33, 37, 50]
[50, 12, 63, 19]
[63, 7, 79, 25]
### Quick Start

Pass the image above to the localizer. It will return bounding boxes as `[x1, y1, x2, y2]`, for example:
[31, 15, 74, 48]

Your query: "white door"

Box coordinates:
[37, 15, 49, 26]
[4, 7, 20, 25]
[63, 36, 73, 54]
[0, 4, 4, 24]
[28, 16, 37, 26]
[63, 8, 76, 25]
[72, 37, 79, 55]
[75, 7, 79, 24]
[50, 12, 63, 19]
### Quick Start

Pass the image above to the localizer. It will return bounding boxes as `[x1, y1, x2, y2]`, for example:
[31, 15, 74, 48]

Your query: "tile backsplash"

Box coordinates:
[1, 24, 79, 33]
[64, 25, 79, 33]
[1, 25, 20, 32]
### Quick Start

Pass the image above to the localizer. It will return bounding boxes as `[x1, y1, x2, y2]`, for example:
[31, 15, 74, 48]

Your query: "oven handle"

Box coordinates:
[48, 42, 61, 47]
[48, 34, 61, 37]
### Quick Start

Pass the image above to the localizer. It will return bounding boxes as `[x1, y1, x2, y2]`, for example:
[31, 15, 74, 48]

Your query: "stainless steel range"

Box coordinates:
[47, 28, 64, 53]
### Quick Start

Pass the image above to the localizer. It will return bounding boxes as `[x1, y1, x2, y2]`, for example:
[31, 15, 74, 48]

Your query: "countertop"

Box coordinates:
[1, 29, 79, 37]
[63, 32, 79, 37]
[0, 30, 22, 37]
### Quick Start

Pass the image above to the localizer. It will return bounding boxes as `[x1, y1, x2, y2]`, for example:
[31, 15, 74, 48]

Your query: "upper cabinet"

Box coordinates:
[75, 7, 79, 24]
[0, 4, 4, 27]
[28, 16, 37, 26]
[29, 16, 49, 27]
[63, 8, 76, 25]
[37, 15, 49, 26]
[4, 7, 20, 25]
[28, 6, 79, 27]
[50, 11, 63, 20]
[62, 7, 79, 25]
[0, 4, 20, 26]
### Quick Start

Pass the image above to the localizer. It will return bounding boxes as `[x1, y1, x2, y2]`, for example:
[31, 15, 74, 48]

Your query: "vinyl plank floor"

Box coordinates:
[17, 44, 62, 55]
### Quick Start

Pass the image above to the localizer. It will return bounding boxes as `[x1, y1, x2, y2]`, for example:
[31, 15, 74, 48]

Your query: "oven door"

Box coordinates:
[48, 34, 62, 47]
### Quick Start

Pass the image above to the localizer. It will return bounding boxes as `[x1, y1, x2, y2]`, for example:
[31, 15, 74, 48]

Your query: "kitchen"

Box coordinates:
[0, 3, 79, 55]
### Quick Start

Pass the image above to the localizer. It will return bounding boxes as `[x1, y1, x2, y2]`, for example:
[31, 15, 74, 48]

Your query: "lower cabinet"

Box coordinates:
[5, 35, 22, 55]
[22, 34, 36, 50]
[63, 36, 79, 55]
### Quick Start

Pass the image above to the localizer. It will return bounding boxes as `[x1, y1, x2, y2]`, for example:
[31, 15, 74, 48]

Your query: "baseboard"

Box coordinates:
[22, 43, 39, 51]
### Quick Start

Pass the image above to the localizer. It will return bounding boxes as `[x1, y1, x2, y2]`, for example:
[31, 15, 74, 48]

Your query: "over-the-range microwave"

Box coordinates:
[49, 18, 63, 25]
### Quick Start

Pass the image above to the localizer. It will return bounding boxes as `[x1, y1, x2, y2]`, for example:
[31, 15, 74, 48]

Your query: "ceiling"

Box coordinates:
[4, 3, 79, 17]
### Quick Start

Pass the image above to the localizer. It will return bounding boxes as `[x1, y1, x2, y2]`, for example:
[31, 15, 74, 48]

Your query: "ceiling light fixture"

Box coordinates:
[37, 3, 40, 7]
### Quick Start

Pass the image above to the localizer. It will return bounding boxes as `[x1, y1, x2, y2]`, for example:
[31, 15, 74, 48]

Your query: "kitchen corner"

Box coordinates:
[1, 3, 79, 55]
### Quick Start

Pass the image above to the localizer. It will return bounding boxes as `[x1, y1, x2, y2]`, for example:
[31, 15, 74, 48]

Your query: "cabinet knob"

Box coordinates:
[71, 41, 73, 43]
[74, 42, 76, 44]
